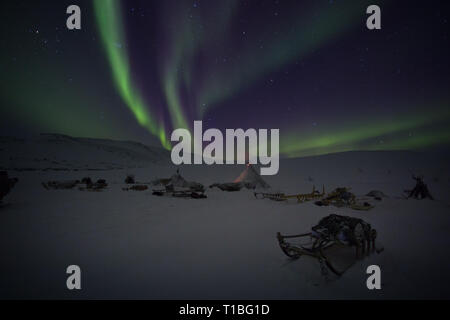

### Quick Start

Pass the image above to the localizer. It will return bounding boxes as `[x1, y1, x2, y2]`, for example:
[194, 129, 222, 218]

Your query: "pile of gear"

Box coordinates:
[122, 174, 149, 191]
[366, 190, 387, 201]
[42, 177, 108, 191]
[315, 187, 355, 207]
[152, 170, 206, 199]
[0, 171, 18, 203]
[315, 187, 373, 211]
[124, 175, 136, 184]
[254, 185, 374, 210]
[123, 185, 148, 191]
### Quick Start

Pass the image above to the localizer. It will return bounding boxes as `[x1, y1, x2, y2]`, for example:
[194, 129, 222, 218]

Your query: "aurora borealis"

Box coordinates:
[94, 0, 169, 149]
[1, 0, 449, 157]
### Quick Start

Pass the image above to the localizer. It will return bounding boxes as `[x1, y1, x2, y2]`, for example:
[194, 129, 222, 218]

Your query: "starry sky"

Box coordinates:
[1, 0, 449, 157]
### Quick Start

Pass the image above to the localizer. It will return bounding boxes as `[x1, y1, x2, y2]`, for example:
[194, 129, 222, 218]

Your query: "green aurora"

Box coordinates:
[0, 0, 449, 158]
[93, 0, 447, 159]
[281, 102, 450, 157]
[94, 0, 171, 149]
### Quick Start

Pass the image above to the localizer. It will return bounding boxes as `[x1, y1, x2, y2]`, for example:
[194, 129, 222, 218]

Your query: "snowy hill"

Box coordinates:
[0, 134, 170, 171]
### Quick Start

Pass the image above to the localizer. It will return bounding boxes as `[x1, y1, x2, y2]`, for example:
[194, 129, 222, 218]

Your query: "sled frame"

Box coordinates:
[276, 230, 377, 276]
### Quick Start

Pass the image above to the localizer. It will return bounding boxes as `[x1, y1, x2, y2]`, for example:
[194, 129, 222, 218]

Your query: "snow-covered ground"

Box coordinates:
[1, 136, 450, 299]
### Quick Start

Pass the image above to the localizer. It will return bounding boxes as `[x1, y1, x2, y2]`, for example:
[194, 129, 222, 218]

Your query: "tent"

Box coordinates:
[153, 169, 205, 192]
[233, 164, 270, 189]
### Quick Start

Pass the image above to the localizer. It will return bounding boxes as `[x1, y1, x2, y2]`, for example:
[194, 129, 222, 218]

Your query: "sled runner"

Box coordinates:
[277, 214, 380, 276]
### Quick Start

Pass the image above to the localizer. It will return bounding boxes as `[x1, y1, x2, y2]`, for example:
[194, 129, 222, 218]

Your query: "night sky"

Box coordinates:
[1, 0, 449, 157]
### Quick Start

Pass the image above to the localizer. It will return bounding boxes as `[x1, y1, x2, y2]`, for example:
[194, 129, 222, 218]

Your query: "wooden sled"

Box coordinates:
[277, 214, 379, 276]
[255, 185, 325, 203]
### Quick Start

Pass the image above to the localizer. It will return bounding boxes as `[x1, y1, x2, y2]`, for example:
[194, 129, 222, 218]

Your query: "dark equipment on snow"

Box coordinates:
[125, 175, 135, 184]
[314, 187, 374, 211]
[42, 180, 80, 190]
[152, 187, 207, 199]
[366, 190, 387, 201]
[152, 172, 207, 198]
[0, 171, 18, 202]
[318, 187, 355, 207]
[81, 179, 108, 191]
[81, 177, 93, 185]
[209, 182, 243, 192]
[404, 175, 434, 200]
[123, 185, 148, 191]
[277, 214, 381, 276]
[42, 177, 108, 191]
[152, 170, 205, 193]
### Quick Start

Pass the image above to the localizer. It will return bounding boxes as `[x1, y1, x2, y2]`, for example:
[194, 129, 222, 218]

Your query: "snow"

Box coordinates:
[1, 136, 450, 299]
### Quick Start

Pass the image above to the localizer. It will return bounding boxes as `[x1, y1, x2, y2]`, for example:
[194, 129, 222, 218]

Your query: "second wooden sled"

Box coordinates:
[277, 214, 379, 276]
